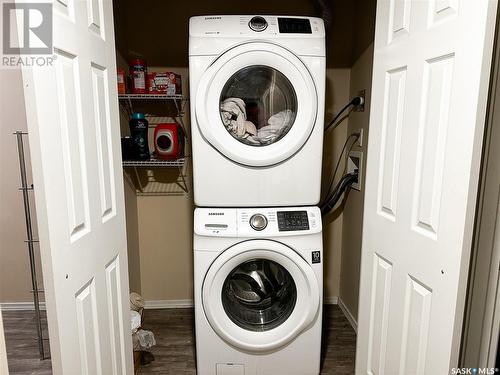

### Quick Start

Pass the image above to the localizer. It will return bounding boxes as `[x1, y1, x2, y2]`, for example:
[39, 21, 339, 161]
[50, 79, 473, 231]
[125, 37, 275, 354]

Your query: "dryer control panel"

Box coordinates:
[194, 207, 321, 237]
[277, 17, 312, 34]
[189, 15, 325, 37]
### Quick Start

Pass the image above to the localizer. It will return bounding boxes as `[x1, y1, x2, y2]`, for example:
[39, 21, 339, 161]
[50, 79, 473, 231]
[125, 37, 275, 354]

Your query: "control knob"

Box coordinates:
[249, 16, 268, 32]
[250, 213, 268, 231]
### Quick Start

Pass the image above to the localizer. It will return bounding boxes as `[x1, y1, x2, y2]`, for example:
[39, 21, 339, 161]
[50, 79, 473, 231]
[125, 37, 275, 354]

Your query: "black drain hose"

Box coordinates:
[321, 172, 359, 216]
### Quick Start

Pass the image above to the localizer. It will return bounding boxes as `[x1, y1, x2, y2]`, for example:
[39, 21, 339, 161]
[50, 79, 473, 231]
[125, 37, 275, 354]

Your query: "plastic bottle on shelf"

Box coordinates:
[117, 68, 126, 94]
[129, 113, 150, 160]
[129, 58, 147, 94]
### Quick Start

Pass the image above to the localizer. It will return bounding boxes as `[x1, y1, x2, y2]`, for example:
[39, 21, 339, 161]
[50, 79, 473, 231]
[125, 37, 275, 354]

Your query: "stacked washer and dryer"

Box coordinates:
[189, 15, 326, 375]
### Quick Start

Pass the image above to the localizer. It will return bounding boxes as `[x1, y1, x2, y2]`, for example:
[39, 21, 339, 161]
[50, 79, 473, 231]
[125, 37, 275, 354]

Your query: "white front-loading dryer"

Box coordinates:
[194, 206, 323, 375]
[189, 16, 325, 207]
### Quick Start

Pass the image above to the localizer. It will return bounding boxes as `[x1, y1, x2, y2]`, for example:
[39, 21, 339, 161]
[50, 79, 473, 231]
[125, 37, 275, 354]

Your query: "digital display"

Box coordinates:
[277, 211, 309, 231]
[278, 18, 312, 34]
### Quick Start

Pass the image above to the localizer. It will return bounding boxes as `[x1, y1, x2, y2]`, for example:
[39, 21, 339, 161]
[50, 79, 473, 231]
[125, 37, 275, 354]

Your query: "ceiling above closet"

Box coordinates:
[112, 0, 376, 68]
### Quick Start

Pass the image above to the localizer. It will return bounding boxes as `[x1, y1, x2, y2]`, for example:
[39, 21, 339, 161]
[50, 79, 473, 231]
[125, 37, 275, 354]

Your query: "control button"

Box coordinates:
[250, 213, 268, 231]
[249, 16, 268, 32]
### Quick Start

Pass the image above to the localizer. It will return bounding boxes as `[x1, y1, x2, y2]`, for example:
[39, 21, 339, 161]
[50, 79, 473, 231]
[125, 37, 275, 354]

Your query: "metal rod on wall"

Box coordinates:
[14, 131, 46, 360]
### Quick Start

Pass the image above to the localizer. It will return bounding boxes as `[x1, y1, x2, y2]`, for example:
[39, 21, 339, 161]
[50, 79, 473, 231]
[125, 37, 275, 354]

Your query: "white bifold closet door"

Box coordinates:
[18, 0, 134, 374]
[356, 0, 498, 374]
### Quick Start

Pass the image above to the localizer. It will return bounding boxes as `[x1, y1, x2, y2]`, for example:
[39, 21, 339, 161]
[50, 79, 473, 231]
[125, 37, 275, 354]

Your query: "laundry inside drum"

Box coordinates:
[221, 258, 297, 331]
[219, 65, 298, 146]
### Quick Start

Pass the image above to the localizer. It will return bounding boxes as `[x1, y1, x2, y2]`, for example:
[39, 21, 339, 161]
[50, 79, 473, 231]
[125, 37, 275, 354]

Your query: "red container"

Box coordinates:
[117, 68, 126, 94]
[129, 58, 147, 94]
[154, 123, 184, 160]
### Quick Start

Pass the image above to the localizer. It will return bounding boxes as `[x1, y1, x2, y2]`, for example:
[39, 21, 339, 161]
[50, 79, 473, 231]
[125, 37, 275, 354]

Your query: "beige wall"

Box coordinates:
[339, 44, 374, 319]
[136, 194, 194, 301]
[124, 181, 141, 294]
[322, 68, 351, 300]
[0, 68, 44, 304]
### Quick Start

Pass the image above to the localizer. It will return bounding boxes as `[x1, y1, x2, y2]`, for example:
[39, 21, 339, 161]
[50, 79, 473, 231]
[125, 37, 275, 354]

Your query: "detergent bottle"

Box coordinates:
[129, 112, 150, 160]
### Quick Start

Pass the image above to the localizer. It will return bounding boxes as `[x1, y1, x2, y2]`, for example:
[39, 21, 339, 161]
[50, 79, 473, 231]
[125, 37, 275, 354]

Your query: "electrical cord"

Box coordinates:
[322, 133, 359, 206]
[320, 95, 364, 214]
[325, 107, 353, 133]
[324, 96, 364, 132]
[325, 104, 353, 133]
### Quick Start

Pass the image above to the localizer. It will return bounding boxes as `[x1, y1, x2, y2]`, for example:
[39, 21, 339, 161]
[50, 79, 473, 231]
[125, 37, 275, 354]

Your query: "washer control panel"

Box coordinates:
[194, 207, 321, 237]
[277, 210, 309, 231]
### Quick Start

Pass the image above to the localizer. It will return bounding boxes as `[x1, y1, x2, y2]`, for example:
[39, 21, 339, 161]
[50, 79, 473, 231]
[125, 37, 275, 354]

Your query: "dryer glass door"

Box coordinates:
[220, 65, 297, 147]
[202, 240, 320, 352]
[196, 42, 318, 167]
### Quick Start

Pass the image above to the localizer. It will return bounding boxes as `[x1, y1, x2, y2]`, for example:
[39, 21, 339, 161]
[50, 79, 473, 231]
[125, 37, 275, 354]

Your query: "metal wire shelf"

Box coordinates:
[118, 93, 185, 100]
[117, 92, 189, 134]
[122, 158, 185, 167]
[118, 93, 190, 196]
[122, 157, 189, 195]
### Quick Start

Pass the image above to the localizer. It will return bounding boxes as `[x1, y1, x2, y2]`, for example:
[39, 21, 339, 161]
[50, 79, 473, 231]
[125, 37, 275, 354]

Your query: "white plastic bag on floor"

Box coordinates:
[130, 310, 141, 333]
[137, 329, 156, 349]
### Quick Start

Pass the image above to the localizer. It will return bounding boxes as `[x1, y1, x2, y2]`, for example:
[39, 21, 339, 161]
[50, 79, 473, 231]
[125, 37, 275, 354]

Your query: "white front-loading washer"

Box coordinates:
[189, 15, 325, 207]
[194, 206, 323, 375]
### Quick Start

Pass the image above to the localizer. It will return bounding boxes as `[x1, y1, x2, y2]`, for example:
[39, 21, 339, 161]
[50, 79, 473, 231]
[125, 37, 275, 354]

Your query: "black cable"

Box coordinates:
[324, 96, 364, 132]
[322, 133, 359, 205]
[324, 102, 352, 132]
[325, 109, 352, 135]
[321, 172, 358, 215]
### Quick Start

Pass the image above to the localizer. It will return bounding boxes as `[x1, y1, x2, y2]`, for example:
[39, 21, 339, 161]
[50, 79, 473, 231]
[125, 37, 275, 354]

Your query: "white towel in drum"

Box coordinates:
[220, 99, 293, 145]
[220, 98, 258, 139]
[248, 109, 294, 145]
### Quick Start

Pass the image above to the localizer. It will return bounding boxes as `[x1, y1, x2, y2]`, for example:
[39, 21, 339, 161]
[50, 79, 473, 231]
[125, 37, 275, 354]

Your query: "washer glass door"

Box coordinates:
[196, 42, 318, 167]
[221, 258, 297, 332]
[202, 240, 320, 352]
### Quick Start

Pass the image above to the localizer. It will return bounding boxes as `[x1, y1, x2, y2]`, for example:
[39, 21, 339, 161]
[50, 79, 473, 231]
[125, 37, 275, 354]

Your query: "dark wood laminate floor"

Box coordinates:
[3, 310, 51, 375]
[2, 305, 356, 375]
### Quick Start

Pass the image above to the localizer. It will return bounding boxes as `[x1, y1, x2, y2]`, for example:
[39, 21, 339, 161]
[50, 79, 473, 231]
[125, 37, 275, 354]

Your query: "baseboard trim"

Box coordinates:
[323, 296, 339, 305]
[338, 297, 358, 333]
[144, 299, 194, 309]
[0, 302, 46, 311]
